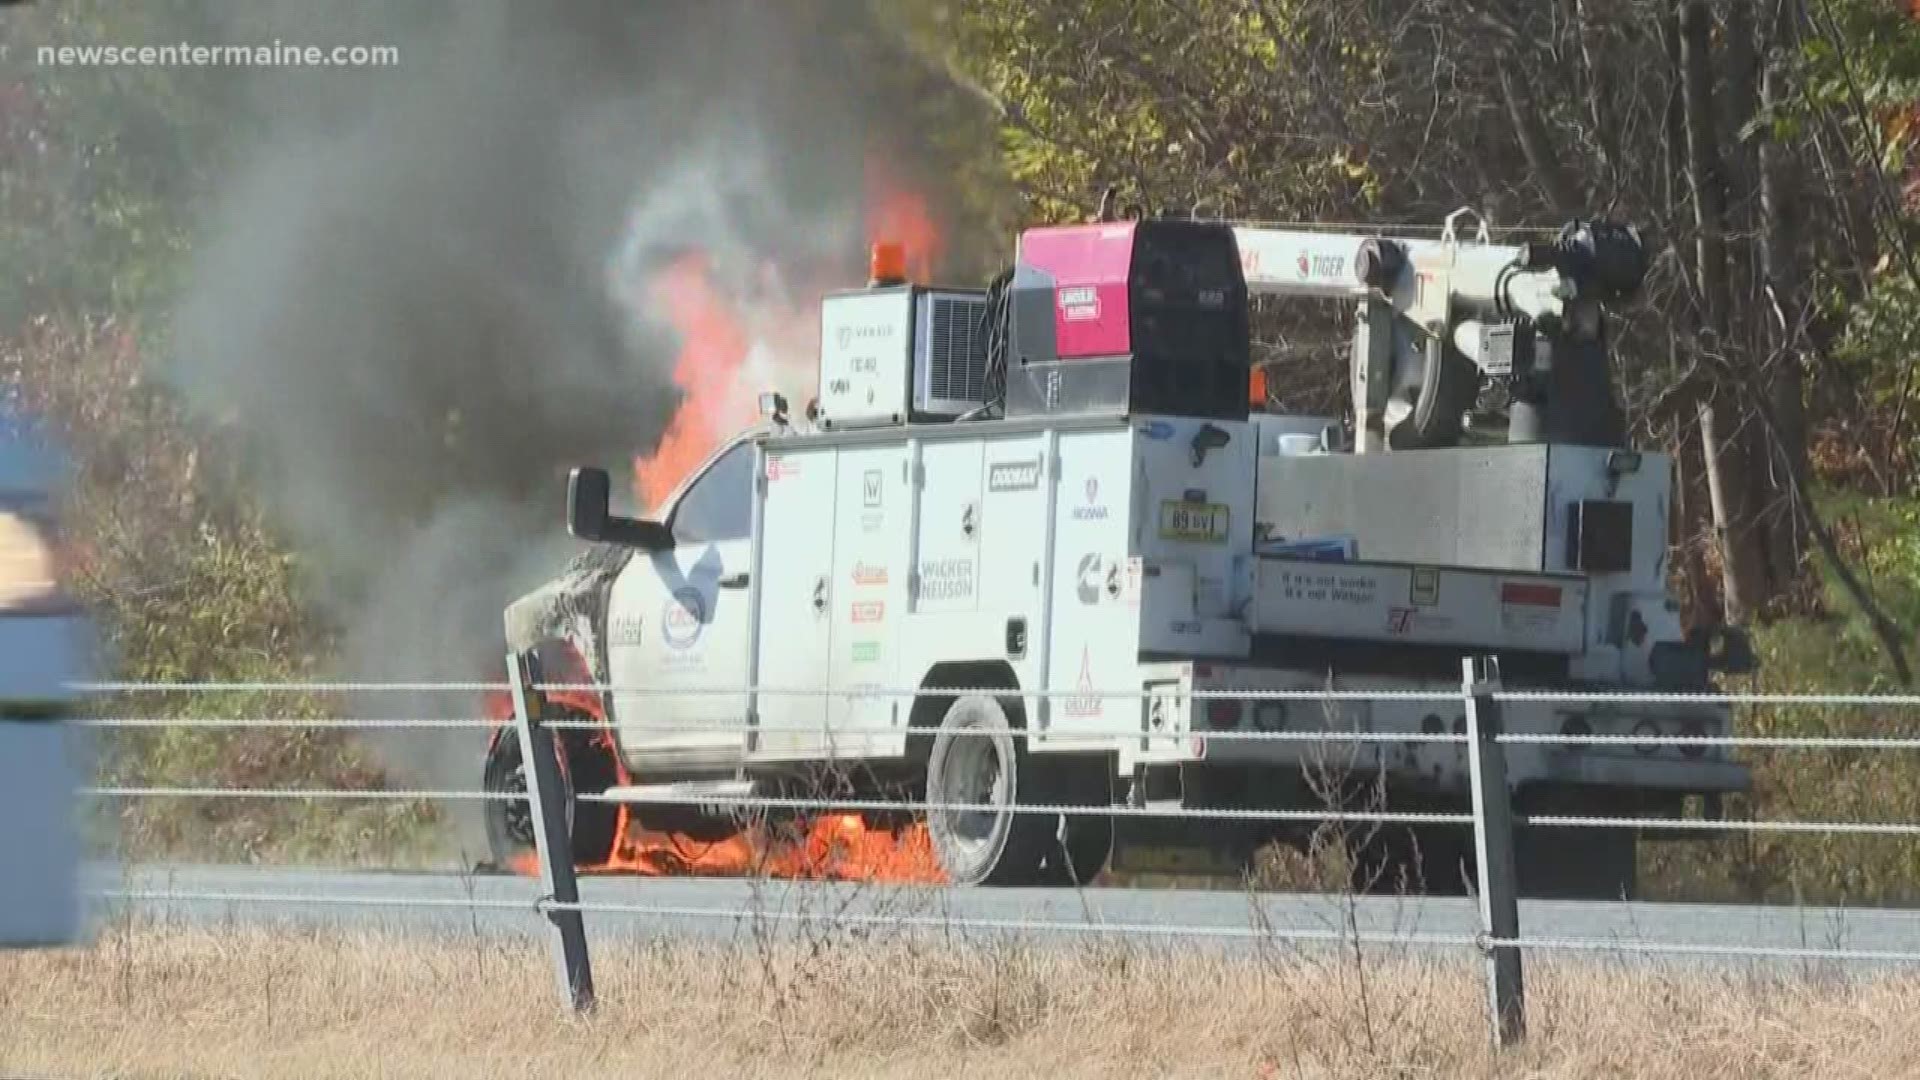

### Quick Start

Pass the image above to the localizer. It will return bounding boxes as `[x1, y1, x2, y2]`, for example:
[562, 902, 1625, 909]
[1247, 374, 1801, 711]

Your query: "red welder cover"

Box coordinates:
[1016, 222, 1135, 359]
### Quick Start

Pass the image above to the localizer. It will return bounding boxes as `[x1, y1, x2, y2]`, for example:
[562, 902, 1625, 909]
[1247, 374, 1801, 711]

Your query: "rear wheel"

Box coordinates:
[925, 695, 1051, 886]
[1516, 826, 1638, 900]
[481, 722, 620, 868]
[1043, 756, 1113, 887]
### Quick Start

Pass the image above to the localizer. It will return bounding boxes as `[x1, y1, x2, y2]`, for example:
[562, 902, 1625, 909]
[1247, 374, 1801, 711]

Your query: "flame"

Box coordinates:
[589, 806, 943, 882]
[864, 156, 944, 284]
[484, 686, 944, 882]
[632, 252, 809, 511]
[630, 156, 947, 507]
[497, 169, 952, 883]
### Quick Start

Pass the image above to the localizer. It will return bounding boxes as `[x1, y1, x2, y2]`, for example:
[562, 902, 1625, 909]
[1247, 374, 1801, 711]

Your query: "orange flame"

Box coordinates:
[505, 169, 951, 884]
[633, 253, 758, 510]
[631, 156, 947, 506]
[487, 688, 943, 881]
[589, 806, 943, 882]
[864, 157, 944, 284]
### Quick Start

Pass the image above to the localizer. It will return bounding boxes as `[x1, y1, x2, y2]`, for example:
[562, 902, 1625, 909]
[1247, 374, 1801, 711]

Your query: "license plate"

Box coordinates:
[1159, 500, 1230, 542]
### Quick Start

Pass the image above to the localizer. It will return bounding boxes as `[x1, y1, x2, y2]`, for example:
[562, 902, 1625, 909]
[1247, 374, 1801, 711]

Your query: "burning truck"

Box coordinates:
[482, 208, 1754, 898]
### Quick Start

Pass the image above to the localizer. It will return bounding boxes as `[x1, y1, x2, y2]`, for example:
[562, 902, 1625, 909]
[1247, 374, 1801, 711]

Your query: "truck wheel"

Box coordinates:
[481, 726, 620, 868]
[925, 695, 1051, 886]
[1516, 826, 1637, 900]
[1043, 756, 1113, 887]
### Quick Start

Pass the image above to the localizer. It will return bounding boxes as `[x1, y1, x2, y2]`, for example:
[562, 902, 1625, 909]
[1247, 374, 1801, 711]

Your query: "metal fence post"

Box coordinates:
[1463, 655, 1524, 1047]
[508, 650, 595, 1013]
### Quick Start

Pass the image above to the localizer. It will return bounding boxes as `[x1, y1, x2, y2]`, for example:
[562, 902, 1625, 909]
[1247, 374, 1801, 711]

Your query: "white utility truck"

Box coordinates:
[489, 208, 1753, 898]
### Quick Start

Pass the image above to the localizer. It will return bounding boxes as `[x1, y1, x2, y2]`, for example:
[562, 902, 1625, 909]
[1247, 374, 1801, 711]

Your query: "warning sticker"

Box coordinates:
[1498, 580, 1563, 636]
[1274, 566, 1379, 606]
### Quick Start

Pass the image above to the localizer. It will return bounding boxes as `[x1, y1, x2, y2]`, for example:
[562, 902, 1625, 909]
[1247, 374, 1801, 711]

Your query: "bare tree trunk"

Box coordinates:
[1682, 0, 1769, 624]
[1757, 0, 1812, 598]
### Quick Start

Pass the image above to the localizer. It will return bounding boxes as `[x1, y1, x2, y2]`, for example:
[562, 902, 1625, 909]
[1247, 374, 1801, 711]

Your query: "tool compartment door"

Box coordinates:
[1044, 426, 1140, 737]
[827, 444, 913, 754]
[751, 445, 838, 759]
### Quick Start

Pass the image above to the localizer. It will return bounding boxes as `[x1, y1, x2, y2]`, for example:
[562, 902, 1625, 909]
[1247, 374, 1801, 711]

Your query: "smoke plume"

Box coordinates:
[167, 0, 950, 858]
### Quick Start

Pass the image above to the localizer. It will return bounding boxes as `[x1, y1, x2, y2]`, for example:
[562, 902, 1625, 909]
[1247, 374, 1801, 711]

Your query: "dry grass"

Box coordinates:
[4, 920, 1920, 1080]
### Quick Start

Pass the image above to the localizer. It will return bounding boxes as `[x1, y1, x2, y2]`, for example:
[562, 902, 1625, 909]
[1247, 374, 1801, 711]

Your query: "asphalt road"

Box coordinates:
[81, 863, 1920, 969]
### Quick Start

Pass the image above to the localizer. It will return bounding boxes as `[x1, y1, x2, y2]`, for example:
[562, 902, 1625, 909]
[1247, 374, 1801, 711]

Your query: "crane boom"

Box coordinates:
[1225, 209, 1648, 451]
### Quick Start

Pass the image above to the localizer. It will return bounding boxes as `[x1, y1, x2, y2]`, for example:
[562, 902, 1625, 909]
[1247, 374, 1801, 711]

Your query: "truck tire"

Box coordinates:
[1515, 826, 1637, 900]
[481, 725, 620, 869]
[925, 694, 1052, 886]
[1043, 756, 1113, 887]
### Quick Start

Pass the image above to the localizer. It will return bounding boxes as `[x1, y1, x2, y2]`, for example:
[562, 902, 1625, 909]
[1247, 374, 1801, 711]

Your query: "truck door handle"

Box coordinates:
[811, 578, 828, 611]
[719, 572, 750, 589]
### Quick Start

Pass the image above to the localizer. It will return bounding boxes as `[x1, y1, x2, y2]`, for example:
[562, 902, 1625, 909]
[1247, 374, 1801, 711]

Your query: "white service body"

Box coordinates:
[595, 409, 1740, 796]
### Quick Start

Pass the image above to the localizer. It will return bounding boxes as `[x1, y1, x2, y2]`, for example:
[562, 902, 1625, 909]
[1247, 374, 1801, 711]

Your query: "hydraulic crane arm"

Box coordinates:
[1228, 208, 1648, 451]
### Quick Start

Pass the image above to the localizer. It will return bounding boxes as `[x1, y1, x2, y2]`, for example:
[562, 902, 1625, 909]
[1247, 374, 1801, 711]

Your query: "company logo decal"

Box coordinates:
[1058, 285, 1100, 322]
[850, 600, 886, 623]
[988, 458, 1042, 493]
[916, 558, 976, 602]
[661, 587, 705, 649]
[1071, 476, 1109, 521]
[852, 563, 888, 586]
[1063, 647, 1101, 717]
[1076, 553, 1107, 605]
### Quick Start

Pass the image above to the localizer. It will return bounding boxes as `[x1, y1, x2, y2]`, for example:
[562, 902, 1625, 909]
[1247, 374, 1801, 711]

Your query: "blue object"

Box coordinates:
[1258, 535, 1358, 562]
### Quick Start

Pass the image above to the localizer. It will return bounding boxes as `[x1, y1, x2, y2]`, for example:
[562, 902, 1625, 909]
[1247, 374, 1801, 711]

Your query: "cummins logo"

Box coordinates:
[987, 458, 1042, 492]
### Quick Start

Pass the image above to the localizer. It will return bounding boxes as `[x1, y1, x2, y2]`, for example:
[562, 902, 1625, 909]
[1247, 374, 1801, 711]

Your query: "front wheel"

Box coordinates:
[481, 724, 620, 868]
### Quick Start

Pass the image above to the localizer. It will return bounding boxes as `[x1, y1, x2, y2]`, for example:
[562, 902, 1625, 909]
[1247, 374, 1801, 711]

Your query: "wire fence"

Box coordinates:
[60, 661, 1920, 1049]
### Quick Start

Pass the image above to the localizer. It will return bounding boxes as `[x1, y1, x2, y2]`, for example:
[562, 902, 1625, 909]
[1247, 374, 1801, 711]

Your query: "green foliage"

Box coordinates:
[937, 0, 1375, 222]
[1644, 493, 1920, 904]
[0, 1, 243, 325]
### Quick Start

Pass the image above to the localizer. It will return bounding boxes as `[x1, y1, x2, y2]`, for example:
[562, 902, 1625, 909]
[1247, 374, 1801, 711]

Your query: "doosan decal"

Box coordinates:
[1071, 476, 1109, 521]
[851, 563, 888, 587]
[987, 458, 1042, 493]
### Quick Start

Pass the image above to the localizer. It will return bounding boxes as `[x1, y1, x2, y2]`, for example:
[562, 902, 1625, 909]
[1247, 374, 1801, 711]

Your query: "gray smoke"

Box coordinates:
[167, 0, 947, 858]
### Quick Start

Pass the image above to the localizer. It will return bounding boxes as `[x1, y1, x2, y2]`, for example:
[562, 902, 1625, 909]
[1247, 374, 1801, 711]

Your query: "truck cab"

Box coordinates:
[598, 430, 763, 779]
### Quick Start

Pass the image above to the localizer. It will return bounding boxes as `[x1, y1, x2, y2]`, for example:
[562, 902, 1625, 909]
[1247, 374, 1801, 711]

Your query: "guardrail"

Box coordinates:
[73, 657, 1920, 1051]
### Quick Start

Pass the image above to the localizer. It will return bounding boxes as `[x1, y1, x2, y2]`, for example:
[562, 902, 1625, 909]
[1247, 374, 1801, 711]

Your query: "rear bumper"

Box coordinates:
[1133, 661, 1751, 799]
[1527, 748, 1750, 794]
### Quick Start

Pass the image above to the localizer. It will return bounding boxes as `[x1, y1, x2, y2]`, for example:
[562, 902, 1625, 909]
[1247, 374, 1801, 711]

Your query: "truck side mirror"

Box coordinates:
[566, 467, 672, 551]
